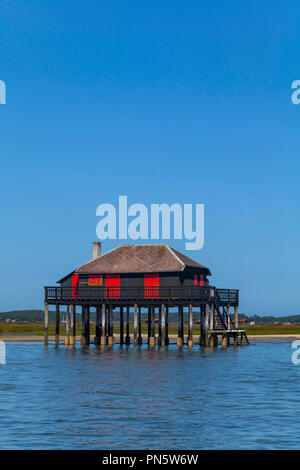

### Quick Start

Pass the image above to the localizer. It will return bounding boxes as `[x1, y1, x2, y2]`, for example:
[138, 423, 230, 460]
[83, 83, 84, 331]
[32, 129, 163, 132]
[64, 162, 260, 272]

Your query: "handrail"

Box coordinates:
[44, 285, 239, 305]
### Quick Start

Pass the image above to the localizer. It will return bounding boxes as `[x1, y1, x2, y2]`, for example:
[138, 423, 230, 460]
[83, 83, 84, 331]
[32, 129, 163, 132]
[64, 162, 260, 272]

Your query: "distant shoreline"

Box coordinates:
[1, 334, 299, 342]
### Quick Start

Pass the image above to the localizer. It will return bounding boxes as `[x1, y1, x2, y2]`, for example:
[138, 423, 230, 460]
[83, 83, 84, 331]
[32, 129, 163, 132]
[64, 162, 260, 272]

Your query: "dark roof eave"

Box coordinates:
[57, 270, 75, 283]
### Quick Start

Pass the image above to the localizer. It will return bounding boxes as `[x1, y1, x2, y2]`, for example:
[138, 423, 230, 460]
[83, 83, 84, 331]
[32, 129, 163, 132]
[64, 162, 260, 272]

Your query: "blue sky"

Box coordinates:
[0, 0, 299, 314]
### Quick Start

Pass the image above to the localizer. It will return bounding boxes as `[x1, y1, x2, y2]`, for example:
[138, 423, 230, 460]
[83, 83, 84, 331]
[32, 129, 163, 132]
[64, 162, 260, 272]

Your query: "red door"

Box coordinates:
[144, 274, 159, 298]
[106, 274, 120, 299]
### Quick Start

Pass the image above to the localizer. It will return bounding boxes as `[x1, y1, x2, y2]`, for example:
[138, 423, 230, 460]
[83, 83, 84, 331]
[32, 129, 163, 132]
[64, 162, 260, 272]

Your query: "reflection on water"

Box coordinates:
[0, 341, 299, 449]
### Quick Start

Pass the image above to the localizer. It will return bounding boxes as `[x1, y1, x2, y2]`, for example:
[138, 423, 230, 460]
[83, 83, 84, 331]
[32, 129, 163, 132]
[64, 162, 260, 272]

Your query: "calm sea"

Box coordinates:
[0, 341, 299, 449]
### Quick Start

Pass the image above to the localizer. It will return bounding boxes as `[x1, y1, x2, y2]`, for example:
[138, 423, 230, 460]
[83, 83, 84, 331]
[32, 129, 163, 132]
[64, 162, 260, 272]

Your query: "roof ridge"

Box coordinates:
[165, 245, 185, 271]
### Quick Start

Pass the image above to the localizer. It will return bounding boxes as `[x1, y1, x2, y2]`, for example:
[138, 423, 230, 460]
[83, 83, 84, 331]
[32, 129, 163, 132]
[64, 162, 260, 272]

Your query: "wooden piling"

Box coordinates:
[188, 304, 193, 348]
[85, 306, 90, 345]
[165, 306, 169, 345]
[65, 304, 70, 346]
[133, 304, 138, 346]
[147, 307, 151, 345]
[55, 304, 60, 344]
[234, 305, 238, 329]
[101, 304, 106, 345]
[120, 306, 124, 345]
[149, 307, 156, 346]
[204, 303, 209, 347]
[138, 306, 142, 345]
[125, 306, 130, 345]
[209, 304, 214, 331]
[108, 305, 114, 344]
[158, 305, 162, 346]
[95, 305, 101, 345]
[70, 305, 76, 345]
[44, 302, 48, 345]
[178, 305, 183, 346]
[222, 334, 228, 349]
[81, 305, 86, 345]
[160, 304, 166, 347]
[227, 304, 231, 328]
[151, 307, 155, 338]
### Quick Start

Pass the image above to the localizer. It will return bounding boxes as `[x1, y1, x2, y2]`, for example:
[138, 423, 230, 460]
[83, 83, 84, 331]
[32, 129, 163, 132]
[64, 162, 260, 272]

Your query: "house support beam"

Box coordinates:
[55, 304, 60, 345]
[44, 302, 48, 345]
[65, 304, 70, 346]
[138, 306, 142, 345]
[125, 306, 130, 345]
[81, 305, 90, 345]
[177, 305, 183, 347]
[70, 305, 76, 345]
[101, 304, 106, 345]
[149, 307, 156, 347]
[108, 305, 114, 346]
[94, 305, 101, 345]
[165, 306, 169, 345]
[147, 308, 151, 345]
[222, 333, 228, 349]
[120, 307, 124, 345]
[234, 305, 238, 329]
[188, 304, 193, 348]
[133, 304, 138, 346]
[160, 304, 166, 347]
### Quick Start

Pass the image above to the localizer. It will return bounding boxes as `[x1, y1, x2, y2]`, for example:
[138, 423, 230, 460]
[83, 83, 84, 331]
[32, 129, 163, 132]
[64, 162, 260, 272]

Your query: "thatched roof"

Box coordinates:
[75, 244, 211, 275]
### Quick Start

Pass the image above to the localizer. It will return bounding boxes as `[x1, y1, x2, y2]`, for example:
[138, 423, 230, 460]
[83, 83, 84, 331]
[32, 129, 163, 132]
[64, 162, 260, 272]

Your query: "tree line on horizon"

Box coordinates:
[0, 310, 299, 324]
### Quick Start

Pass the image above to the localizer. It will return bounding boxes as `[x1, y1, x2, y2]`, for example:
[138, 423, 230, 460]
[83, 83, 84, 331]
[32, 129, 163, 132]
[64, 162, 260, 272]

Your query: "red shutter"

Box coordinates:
[71, 274, 79, 299]
[200, 275, 204, 287]
[106, 274, 120, 298]
[144, 274, 159, 298]
[194, 274, 198, 286]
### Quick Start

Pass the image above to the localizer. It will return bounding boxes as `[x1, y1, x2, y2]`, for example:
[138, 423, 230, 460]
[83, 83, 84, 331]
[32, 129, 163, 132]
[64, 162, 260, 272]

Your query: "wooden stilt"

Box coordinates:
[55, 304, 60, 344]
[147, 307, 151, 345]
[177, 305, 183, 347]
[165, 306, 169, 345]
[85, 306, 90, 345]
[150, 307, 156, 346]
[204, 303, 209, 347]
[65, 305, 70, 346]
[138, 306, 142, 345]
[158, 305, 162, 346]
[188, 304, 193, 348]
[70, 305, 76, 345]
[101, 304, 106, 345]
[234, 305, 238, 329]
[125, 306, 130, 345]
[105, 305, 109, 338]
[108, 305, 114, 345]
[199, 305, 204, 345]
[210, 304, 214, 331]
[120, 306, 124, 345]
[95, 305, 101, 345]
[160, 304, 166, 347]
[133, 304, 138, 346]
[227, 304, 231, 329]
[151, 307, 155, 338]
[44, 302, 49, 345]
[81, 305, 86, 345]
[222, 334, 228, 349]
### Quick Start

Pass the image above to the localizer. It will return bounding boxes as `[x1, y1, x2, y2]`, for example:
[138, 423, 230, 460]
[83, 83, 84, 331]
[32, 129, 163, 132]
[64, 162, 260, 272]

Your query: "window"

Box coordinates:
[88, 275, 102, 286]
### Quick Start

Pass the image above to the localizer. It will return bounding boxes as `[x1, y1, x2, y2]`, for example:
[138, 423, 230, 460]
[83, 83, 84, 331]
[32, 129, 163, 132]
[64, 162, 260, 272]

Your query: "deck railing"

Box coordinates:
[44, 285, 239, 305]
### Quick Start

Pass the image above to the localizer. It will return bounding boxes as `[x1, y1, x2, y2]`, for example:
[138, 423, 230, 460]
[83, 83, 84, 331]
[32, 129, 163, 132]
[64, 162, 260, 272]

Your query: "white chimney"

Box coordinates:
[92, 241, 102, 260]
